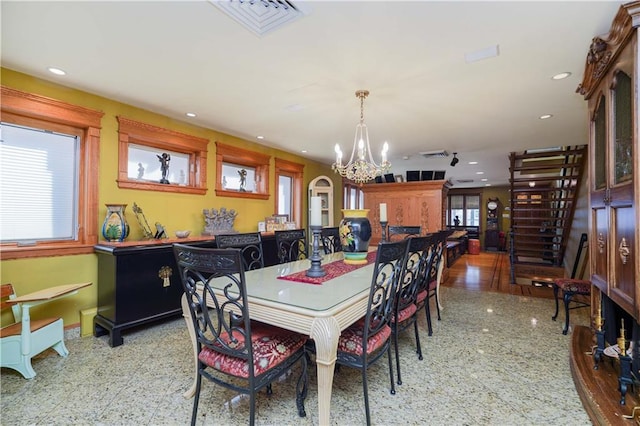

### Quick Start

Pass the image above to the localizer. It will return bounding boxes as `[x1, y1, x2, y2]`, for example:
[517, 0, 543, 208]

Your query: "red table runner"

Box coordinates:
[277, 251, 377, 285]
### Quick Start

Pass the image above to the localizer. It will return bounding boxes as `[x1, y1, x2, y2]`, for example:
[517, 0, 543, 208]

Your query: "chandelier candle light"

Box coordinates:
[307, 196, 326, 277]
[333, 90, 391, 184]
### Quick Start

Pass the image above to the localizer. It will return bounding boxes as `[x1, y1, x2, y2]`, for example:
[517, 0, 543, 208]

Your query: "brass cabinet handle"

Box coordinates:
[618, 237, 630, 265]
[159, 265, 173, 287]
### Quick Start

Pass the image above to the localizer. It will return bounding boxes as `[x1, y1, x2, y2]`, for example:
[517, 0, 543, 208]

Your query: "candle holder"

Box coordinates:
[593, 306, 605, 369]
[380, 221, 388, 242]
[618, 322, 634, 405]
[306, 225, 326, 278]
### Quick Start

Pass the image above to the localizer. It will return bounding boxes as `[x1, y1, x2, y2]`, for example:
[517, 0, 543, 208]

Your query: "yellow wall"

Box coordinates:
[0, 68, 341, 328]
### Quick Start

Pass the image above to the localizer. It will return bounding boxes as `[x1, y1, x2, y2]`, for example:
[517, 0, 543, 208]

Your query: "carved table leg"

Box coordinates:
[310, 316, 340, 426]
[181, 294, 198, 399]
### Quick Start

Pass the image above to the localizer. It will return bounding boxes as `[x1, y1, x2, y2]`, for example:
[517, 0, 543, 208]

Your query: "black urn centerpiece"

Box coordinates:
[339, 209, 372, 264]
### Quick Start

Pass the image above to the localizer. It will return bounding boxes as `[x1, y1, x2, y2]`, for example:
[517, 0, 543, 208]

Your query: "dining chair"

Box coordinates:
[173, 244, 309, 426]
[387, 225, 421, 242]
[415, 231, 447, 336]
[391, 235, 433, 385]
[552, 233, 590, 335]
[320, 226, 342, 254]
[215, 232, 265, 270]
[274, 229, 308, 263]
[334, 239, 408, 425]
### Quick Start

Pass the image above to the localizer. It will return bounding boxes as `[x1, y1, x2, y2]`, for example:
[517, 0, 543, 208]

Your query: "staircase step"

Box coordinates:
[510, 162, 583, 172]
[511, 176, 580, 184]
[510, 148, 586, 160]
[512, 263, 565, 285]
[509, 145, 587, 273]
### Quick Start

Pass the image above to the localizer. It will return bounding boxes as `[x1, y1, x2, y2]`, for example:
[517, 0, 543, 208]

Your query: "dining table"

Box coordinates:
[181, 250, 376, 425]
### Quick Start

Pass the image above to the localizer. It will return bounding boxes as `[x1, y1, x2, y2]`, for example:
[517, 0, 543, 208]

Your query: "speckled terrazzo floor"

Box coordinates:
[1, 286, 591, 426]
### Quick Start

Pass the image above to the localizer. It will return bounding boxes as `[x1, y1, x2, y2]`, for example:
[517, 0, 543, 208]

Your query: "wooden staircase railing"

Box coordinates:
[509, 145, 587, 284]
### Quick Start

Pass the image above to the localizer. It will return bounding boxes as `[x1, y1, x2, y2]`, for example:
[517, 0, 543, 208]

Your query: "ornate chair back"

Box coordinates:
[390, 235, 433, 384]
[173, 244, 308, 425]
[388, 225, 421, 242]
[274, 229, 308, 263]
[215, 232, 264, 270]
[333, 239, 408, 425]
[320, 227, 342, 254]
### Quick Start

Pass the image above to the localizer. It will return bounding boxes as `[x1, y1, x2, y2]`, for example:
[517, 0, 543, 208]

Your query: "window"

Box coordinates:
[222, 163, 257, 192]
[343, 181, 364, 209]
[0, 86, 103, 259]
[1, 124, 79, 241]
[215, 142, 270, 200]
[447, 193, 480, 227]
[274, 158, 304, 227]
[278, 175, 293, 218]
[117, 117, 208, 194]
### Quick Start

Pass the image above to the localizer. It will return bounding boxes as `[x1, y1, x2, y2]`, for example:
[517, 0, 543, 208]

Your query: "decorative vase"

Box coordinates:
[339, 209, 372, 265]
[102, 203, 130, 242]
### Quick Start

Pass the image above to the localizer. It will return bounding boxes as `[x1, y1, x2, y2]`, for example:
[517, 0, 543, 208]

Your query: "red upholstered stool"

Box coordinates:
[552, 278, 591, 335]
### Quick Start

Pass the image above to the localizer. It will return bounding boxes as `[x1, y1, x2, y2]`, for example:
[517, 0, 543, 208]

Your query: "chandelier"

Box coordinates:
[332, 90, 391, 184]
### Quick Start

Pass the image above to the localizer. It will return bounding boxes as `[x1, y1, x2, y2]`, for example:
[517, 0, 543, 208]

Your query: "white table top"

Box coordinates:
[210, 252, 374, 313]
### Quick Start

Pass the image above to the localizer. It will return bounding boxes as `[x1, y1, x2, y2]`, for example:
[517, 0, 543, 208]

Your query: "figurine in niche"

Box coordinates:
[238, 169, 247, 192]
[157, 152, 171, 184]
[454, 215, 460, 227]
[137, 163, 145, 180]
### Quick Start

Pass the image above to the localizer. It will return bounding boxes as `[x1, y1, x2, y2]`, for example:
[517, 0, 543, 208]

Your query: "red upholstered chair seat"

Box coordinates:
[427, 279, 437, 291]
[392, 303, 417, 324]
[415, 280, 438, 305]
[553, 278, 591, 294]
[337, 320, 392, 356]
[198, 323, 306, 378]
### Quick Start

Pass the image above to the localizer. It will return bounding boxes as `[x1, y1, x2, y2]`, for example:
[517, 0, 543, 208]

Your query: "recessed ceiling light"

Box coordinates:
[485, 183, 492, 186]
[468, 161, 478, 165]
[476, 171, 484, 175]
[552, 72, 571, 80]
[539, 114, 553, 120]
[481, 178, 488, 182]
[47, 67, 66, 76]
[185, 112, 197, 118]
[301, 150, 307, 153]
[256, 136, 264, 140]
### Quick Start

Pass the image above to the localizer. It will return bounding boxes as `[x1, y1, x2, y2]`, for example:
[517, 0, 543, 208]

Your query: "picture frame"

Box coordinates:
[265, 214, 290, 231]
[394, 174, 404, 183]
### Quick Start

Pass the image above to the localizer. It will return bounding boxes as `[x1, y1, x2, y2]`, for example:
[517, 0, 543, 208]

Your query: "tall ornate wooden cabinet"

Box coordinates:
[361, 180, 450, 244]
[578, 1, 639, 320]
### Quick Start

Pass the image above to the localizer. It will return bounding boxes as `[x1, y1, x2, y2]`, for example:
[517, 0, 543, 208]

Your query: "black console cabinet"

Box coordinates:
[94, 234, 280, 347]
[94, 240, 214, 347]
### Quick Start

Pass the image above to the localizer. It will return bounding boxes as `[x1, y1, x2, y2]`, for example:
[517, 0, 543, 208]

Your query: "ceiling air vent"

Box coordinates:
[419, 150, 449, 159]
[210, 0, 306, 37]
[456, 179, 474, 184]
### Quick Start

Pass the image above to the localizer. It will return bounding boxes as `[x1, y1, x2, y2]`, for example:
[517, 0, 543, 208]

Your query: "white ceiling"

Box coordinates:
[1, 1, 623, 188]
